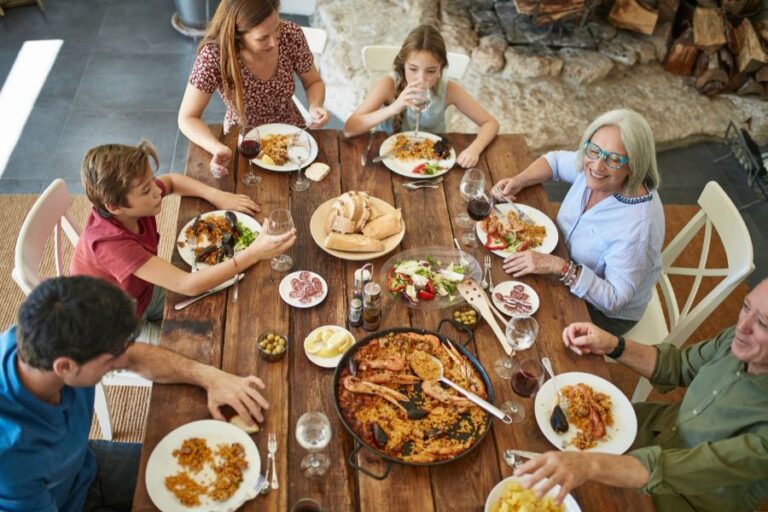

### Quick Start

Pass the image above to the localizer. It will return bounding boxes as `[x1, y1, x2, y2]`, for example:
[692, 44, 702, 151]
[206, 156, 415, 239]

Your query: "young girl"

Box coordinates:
[344, 24, 498, 168]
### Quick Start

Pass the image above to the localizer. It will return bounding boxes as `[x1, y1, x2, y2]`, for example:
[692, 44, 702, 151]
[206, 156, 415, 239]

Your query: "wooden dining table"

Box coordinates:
[132, 127, 655, 512]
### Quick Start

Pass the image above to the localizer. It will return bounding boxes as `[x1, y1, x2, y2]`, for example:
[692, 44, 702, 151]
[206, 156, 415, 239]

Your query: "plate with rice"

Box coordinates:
[251, 123, 318, 172]
[485, 476, 580, 512]
[534, 372, 637, 454]
[176, 210, 260, 269]
[378, 131, 456, 179]
[145, 419, 261, 512]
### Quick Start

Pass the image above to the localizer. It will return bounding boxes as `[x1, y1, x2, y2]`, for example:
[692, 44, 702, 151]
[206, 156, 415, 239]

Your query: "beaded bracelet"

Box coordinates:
[559, 260, 574, 282]
[564, 264, 581, 287]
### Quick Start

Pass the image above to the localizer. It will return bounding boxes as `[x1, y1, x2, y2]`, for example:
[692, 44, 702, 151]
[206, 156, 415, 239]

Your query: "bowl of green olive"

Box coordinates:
[257, 331, 288, 362]
[451, 305, 479, 329]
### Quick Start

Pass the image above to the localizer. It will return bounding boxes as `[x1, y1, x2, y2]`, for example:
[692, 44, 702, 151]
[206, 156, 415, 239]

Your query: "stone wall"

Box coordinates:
[313, 0, 768, 155]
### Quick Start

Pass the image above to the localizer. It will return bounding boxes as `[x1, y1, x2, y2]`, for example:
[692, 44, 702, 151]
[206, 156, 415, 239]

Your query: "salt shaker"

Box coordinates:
[362, 282, 382, 331]
[353, 263, 373, 302]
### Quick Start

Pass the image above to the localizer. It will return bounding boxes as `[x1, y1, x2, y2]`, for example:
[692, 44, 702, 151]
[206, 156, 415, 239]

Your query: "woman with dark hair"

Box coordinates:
[178, 0, 329, 177]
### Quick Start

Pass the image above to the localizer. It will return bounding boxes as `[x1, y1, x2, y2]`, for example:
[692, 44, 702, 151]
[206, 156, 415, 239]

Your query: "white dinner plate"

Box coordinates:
[476, 203, 559, 256]
[303, 325, 356, 368]
[491, 280, 540, 317]
[378, 131, 456, 179]
[485, 475, 581, 512]
[251, 123, 318, 172]
[176, 210, 261, 270]
[534, 372, 637, 454]
[145, 419, 261, 512]
[279, 271, 328, 308]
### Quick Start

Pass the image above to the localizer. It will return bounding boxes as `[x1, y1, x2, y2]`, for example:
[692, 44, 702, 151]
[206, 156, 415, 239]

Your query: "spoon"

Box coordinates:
[541, 357, 569, 434]
[421, 355, 514, 424]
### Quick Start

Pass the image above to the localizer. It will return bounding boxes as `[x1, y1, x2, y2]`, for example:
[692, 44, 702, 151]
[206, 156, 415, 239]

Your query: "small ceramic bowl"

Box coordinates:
[450, 304, 480, 329]
[257, 331, 288, 362]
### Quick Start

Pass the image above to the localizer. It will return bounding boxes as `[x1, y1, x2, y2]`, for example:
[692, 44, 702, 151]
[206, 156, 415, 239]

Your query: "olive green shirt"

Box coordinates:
[628, 327, 768, 512]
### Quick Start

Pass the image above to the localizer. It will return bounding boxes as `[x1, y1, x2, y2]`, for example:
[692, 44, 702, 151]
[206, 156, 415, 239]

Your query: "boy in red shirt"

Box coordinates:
[71, 141, 296, 339]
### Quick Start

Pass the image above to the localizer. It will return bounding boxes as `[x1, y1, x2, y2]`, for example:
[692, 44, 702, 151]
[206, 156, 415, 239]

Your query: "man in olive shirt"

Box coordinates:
[517, 277, 768, 512]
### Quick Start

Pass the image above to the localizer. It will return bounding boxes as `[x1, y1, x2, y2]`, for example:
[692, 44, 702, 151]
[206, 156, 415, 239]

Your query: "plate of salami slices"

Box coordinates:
[279, 271, 328, 308]
[491, 281, 539, 317]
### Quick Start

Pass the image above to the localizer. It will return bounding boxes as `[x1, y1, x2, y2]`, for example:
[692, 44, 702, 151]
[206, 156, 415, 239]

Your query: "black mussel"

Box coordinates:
[221, 233, 235, 258]
[225, 210, 237, 229]
[405, 404, 429, 420]
[433, 138, 452, 159]
[550, 404, 569, 434]
[347, 357, 359, 376]
[195, 245, 218, 263]
[372, 423, 388, 447]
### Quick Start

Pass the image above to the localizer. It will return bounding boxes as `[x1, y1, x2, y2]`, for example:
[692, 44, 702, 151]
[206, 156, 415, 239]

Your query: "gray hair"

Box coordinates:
[575, 109, 660, 194]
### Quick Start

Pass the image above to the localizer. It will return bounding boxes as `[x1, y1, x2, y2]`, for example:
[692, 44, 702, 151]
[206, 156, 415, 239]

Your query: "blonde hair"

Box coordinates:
[576, 109, 660, 195]
[81, 141, 159, 217]
[200, 0, 280, 124]
[390, 24, 448, 133]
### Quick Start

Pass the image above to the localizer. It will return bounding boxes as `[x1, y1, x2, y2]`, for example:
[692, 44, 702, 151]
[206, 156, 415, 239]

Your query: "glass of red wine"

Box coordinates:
[462, 188, 493, 247]
[238, 125, 261, 186]
[512, 358, 545, 398]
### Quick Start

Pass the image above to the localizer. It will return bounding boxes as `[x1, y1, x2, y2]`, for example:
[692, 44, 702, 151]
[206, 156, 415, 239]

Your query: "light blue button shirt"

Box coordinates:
[379, 72, 448, 134]
[546, 150, 665, 321]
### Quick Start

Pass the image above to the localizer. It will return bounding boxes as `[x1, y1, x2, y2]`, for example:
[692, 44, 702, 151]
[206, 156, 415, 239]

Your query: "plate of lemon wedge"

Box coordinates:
[303, 325, 356, 368]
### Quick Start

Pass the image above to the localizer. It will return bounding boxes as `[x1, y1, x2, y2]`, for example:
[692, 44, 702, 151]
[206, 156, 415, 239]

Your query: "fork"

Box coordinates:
[189, 214, 200, 272]
[402, 182, 440, 190]
[480, 254, 491, 290]
[485, 254, 494, 290]
[255, 472, 270, 495]
[268, 433, 279, 490]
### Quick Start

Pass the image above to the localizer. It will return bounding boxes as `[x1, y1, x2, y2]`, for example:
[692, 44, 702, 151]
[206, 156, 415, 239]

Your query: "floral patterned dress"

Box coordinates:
[188, 20, 313, 133]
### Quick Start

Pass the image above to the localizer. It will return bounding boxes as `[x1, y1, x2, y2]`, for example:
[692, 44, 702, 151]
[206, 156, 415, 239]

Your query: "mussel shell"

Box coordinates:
[195, 245, 218, 262]
[406, 407, 429, 420]
[372, 423, 388, 447]
[347, 357, 359, 376]
[225, 210, 237, 229]
[550, 405, 569, 434]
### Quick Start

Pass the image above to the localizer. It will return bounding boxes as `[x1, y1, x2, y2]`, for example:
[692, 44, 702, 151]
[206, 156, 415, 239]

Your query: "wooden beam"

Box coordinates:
[735, 19, 768, 74]
[693, 7, 726, 51]
[665, 29, 700, 76]
[608, 0, 659, 35]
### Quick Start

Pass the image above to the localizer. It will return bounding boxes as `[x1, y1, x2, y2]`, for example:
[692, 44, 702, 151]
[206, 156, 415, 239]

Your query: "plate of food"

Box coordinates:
[378, 131, 455, 179]
[485, 476, 580, 512]
[145, 419, 261, 512]
[491, 281, 539, 317]
[380, 246, 482, 309]
[251, 123, 318, 172]
[309, 191, 406, 261]
[176, 211, 260, 269]
[534, 372, 637, 454]
[476, 204, 558, 256]
[303, 325, 356, 368]
[279, 270, 327, 308]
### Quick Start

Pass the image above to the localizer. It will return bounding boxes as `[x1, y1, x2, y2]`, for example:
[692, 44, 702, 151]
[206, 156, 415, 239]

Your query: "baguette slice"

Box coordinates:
[229, 415, 260, 434]
[362, 209, 402, 240]
[305, 162, 331, 182]
[323, 233, 384, 252]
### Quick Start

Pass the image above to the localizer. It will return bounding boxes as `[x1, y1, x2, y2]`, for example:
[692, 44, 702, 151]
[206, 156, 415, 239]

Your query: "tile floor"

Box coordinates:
[1, 1, 766, 285]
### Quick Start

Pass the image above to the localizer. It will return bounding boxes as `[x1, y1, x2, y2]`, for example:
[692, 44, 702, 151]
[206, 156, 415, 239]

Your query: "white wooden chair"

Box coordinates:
[292, 25, 329, 123]
[626, 181, 754, 402]
[280, 0, 316, 16]
[11, 179, 151, 440]
[361, 45, 471, 83]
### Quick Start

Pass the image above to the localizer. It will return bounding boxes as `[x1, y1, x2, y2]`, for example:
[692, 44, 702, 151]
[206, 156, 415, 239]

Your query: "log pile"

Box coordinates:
[663, 2, 767, 98]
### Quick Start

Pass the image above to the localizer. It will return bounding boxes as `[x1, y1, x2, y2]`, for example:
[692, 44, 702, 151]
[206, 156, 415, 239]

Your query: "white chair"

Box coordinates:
[292, 25, 329, 123]
[280, 0, 316, 16]
[11, 179, 151, 440]
[627, 181, 755, 402]
[361, 45, 471, 82]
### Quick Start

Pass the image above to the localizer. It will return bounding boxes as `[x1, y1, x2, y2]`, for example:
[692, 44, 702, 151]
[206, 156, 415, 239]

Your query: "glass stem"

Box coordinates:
[414, 112, 421, 140]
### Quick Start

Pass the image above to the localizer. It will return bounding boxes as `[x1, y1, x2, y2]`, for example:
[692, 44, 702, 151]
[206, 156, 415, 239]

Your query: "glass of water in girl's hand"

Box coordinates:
[409, 85, 432, 140]
[296, 411, 332, 478]
[455, 168, 485, 230]
[267, 208, 294, 272]
[238, 125, 262, 186]
[288, 129, 312, 192]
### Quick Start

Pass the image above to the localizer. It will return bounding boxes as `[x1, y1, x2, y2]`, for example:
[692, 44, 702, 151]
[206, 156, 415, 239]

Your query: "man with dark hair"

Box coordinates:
[0, 276, 269, 511]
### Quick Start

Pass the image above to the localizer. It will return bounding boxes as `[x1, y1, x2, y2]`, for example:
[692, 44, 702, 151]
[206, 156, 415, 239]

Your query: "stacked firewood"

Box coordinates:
[664, 1, 767, 97]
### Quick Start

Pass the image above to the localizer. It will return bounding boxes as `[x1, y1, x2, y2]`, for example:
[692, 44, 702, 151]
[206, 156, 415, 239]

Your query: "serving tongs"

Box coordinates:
[457, 279, 513, 355]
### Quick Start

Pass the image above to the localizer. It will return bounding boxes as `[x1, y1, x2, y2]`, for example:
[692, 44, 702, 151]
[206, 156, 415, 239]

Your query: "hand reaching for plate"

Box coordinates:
[513, 451, 591, 505]
[457, 146, 480, 168]
[492, 177, 524, 202]
[212, 191, 261, 215]
[245, 228, 297, 261]
[503, 251, 564, 278]
[205, 371, 269, 427]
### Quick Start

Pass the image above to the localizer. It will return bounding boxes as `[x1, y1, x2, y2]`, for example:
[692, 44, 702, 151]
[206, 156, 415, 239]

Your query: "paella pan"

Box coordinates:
[333, 320, 496, 479]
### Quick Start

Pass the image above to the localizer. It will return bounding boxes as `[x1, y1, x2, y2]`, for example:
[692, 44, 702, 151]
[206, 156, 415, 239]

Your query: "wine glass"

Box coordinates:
[410, 86, 432, 140]
[267, 208, 294, 272]
[288, 129, 312, 192]
[462, 187, 493, 247]
[455, 168, 485, 230]
[296, 411, 332, 478]
[238, 125, 262, 186]
[494, 316, 538, 379]
[511, 357, 545, 398]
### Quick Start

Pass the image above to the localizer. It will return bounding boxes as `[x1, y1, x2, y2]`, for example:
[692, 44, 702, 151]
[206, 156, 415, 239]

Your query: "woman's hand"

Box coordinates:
[204, 370, 269, 426]
[212, 191, 261, 215]
[492, 177, 524, 201]
[393, 82, 429, 112]
[245, 228, 297, 261]
[307, 105, 330, 128]
[514, 451, 592, 504]
[562, 322, 616, 356]
[457, 146, 480, 168]
[503, 252, 564, 277]
[210, 144, 232, 177]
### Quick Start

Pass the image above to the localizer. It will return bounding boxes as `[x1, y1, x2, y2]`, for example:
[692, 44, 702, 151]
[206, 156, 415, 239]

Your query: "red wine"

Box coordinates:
[467, 198, 492, 221]
[238, 139, 261, 159]
[512, 370, 539, 397]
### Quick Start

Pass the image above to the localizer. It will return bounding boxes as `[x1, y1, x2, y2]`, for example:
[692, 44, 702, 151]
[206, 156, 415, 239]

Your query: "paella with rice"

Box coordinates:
[179, 211, 257, 266]
[337, 331, 490, 464]
[391, 134, 452, 161]
[259, 133, 292, 166]
[562, 383, 613, 450]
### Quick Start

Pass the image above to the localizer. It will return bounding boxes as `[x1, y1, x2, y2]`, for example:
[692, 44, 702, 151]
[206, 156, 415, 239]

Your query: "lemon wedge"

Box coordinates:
[261, 154, 275, 166]
[304, 333, 326, 354]
[327, 331, 351, 352]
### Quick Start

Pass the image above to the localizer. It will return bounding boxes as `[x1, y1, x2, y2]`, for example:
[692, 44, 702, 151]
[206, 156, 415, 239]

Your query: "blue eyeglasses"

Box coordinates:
[583, 141, 630, 170]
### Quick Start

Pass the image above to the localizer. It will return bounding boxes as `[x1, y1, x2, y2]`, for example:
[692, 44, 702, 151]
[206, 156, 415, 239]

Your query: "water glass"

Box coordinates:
[267, 209, 294, 272]
[494, 316, 538, 379]
[455, 168, 485, 230]
[409, 87, 432, 140]
[289, 130, 312, 192]
[296, 411, 332, 478]
[238, 125, 261, 186]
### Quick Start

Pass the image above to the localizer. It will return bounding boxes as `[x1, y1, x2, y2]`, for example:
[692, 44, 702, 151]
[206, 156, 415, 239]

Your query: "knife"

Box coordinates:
[361, 130, 376, 166]
[174, 274, 244, 310]
[372, 148, 396, 163]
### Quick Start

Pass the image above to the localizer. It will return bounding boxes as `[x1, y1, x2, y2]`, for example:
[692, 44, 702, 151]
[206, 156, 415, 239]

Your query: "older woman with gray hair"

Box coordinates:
[492, 109, 664, 335]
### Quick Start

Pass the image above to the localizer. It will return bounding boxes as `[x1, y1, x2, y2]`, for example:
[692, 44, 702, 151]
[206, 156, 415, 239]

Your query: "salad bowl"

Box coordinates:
[380, 246, 482, 310]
